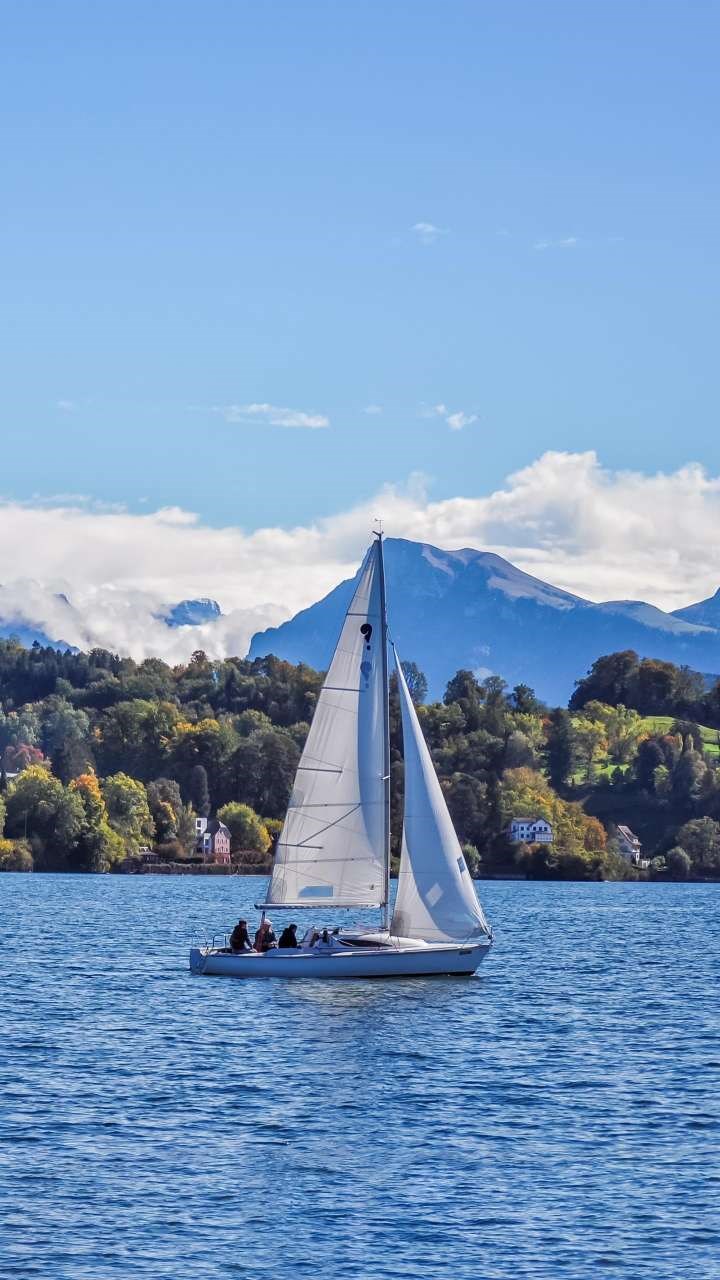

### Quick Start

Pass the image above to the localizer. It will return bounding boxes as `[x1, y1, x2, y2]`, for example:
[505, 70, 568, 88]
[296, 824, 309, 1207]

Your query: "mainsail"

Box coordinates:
[391, 651, 491, 943]
[263, 541, 387, 909]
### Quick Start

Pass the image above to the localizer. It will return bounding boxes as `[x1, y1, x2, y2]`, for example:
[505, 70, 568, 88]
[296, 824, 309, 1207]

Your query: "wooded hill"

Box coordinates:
[1, 639, 720, 880]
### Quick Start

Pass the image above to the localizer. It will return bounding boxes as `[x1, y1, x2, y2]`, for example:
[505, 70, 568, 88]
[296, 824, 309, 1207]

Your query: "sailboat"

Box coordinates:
[190, 534, 492, 979]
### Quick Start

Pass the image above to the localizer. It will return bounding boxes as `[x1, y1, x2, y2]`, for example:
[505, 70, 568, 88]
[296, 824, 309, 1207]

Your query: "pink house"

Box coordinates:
[195, 817, 232, 865]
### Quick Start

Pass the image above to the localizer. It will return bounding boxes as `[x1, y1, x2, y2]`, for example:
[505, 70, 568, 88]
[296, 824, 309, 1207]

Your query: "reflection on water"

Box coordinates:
[1, 874, 719, 1280]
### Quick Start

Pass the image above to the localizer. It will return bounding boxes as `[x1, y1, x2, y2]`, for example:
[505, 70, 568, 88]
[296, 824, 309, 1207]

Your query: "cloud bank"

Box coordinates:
[2, 451, 720, 662]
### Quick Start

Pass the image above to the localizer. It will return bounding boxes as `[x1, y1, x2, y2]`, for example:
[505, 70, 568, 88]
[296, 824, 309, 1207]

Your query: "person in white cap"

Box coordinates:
[254, 917, 277, 952]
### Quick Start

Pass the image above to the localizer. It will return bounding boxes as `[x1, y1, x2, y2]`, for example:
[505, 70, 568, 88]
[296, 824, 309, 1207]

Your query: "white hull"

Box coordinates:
[190, 940, 491, 979]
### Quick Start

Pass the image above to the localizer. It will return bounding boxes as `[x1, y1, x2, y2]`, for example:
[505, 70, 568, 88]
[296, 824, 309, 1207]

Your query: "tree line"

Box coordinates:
[1, 637, 720, 879]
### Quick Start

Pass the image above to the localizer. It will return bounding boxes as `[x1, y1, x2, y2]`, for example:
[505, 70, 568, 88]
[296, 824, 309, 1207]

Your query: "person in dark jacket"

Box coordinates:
[229, 919, 253, 952]
[278, 923, 300, 949]
[254, 918, 277, 952]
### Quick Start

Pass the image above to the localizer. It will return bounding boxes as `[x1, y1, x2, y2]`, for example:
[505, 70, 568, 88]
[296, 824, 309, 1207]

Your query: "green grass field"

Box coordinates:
[640, 716, 720, 756]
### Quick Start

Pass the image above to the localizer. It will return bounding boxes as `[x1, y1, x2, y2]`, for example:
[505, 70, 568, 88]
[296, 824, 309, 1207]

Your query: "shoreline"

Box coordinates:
[3, 866, 718, 884]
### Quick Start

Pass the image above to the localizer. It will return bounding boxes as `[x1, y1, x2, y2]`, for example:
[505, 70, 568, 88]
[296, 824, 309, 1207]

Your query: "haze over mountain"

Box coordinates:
[249, 539, 720, 703]
[3, 540, 720, 703]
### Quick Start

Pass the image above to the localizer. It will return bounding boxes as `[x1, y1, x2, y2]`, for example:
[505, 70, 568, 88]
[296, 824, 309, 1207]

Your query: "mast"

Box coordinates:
[376, 531, 392, 932]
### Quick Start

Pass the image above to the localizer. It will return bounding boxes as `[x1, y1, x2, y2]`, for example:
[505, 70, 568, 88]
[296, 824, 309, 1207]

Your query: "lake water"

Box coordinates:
[1, 875, 718, 1280]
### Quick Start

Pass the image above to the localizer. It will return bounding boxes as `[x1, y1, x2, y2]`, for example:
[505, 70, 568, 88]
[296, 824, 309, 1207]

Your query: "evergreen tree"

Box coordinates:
[51, 737, 94, 786]
[546, 708, 575, 789]
[189, 763, 210, 816]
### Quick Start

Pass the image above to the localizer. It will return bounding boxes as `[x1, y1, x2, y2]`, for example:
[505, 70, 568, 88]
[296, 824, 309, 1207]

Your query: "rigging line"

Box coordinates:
[287, 801, 384, 809]
[289, 802, 363, 845]
[296, 766, 343, 774]
[274, 854, 379, 864]
[280, 805, 365, 845]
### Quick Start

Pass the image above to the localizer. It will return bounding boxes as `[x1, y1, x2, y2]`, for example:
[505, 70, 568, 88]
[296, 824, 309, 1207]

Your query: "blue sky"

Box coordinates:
[1, 0, 719, 536]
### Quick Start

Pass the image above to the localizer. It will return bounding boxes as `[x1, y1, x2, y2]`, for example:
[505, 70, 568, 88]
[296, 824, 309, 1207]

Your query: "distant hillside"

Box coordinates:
[250, 539, 720, 703]
[673, 588, 720, 629]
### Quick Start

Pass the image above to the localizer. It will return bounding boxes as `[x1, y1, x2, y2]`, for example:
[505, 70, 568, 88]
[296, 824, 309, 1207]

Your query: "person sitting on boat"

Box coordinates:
[229, 919, 253, 952]
[278, 923, 300, 949]
[313, 928, 334, 952]
[254, 918, 277, 952]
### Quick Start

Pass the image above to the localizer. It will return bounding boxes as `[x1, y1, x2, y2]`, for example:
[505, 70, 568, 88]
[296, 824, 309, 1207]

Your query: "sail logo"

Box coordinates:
[360, 621, 373, 688]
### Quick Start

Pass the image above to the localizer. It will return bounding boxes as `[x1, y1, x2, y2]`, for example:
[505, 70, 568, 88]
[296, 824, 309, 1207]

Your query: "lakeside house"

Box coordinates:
[616, 825, 643, 866]
[508, 817, 553, 845]
[195, 817, 231, 866]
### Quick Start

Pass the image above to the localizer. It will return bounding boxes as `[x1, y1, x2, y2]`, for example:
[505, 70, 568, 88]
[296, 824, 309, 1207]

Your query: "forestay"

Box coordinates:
[263, 543, 386, 908]
[391, 652, 491, 943]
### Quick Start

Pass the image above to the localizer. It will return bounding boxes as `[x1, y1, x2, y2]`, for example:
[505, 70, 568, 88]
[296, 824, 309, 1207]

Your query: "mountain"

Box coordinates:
[672, 588, 720, 630]
[249, 539, 720, 704]
[0, 587, 78, 651]
[163, 598, 222, 627]
[0, 619, 71, 649]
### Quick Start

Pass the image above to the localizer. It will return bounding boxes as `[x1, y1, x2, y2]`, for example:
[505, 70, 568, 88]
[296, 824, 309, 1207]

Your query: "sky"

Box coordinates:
[1, 1, 720, 656]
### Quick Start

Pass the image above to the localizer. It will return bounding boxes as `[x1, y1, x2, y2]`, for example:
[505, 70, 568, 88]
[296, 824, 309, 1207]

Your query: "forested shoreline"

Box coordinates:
[1, 639, 720, 881]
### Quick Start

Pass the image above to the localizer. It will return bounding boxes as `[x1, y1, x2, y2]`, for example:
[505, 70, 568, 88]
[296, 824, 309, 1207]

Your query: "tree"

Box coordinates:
[545, 709, 575, 789]
[461, 842, 482, 876]
[671, 747, 707, 810]
[634, 659, 679, 715]
[582, 816, 607, 853]
[510, 684, 544, 715]
[0, 840, 33, 871]
[635, 738, 666, 792]
[444, 774, 485, 846]
[189, 763, 210, 817]
[675, 817, 720, 874]
[400, 661, 428, 705]
[504, 730, 535, 770]
[41, 699, 91, 757]
[570, 651, 639, 710]
[51, 736, 95, 785]
[584, 703, 644, 765]
[69, 773, 125, 871]
[444, 670, 483, 730]
[103, 773, 154, 854]
[571, 717, 608, 781]
[481, 676, 510, 737]
[4, 764, 83, 869]
[666, 846, 691, 880]
[147, 778, 184, 840]
[216, 802, 271, 854]
[229, 729, 300, 818]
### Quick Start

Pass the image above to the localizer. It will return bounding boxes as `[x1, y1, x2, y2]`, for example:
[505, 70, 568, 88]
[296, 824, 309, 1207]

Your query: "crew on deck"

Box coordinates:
[278, 923, 300, 948]
[229, 919, 253, 952]
[254, 918, 278, 951]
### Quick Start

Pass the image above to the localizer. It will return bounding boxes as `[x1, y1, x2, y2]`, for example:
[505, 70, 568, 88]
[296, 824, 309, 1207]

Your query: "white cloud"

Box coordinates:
[363, 404, 383, 415]
[411, 222, 447, 245]
[217, 402, 330, 429]
[446, 411, 478, 431]
[56, 399, 77, 412]
[534, 236, 579, 251]
[3, 452, 720, 662]
[424, 403, 478, 431]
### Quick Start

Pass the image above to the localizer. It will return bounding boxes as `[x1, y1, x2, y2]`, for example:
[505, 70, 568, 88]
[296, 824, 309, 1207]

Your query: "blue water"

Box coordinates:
[1, 876, 719, 1280]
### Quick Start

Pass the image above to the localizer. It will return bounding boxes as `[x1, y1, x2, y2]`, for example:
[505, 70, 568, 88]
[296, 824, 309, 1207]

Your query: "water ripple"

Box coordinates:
[1, 875, 719, 1279]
